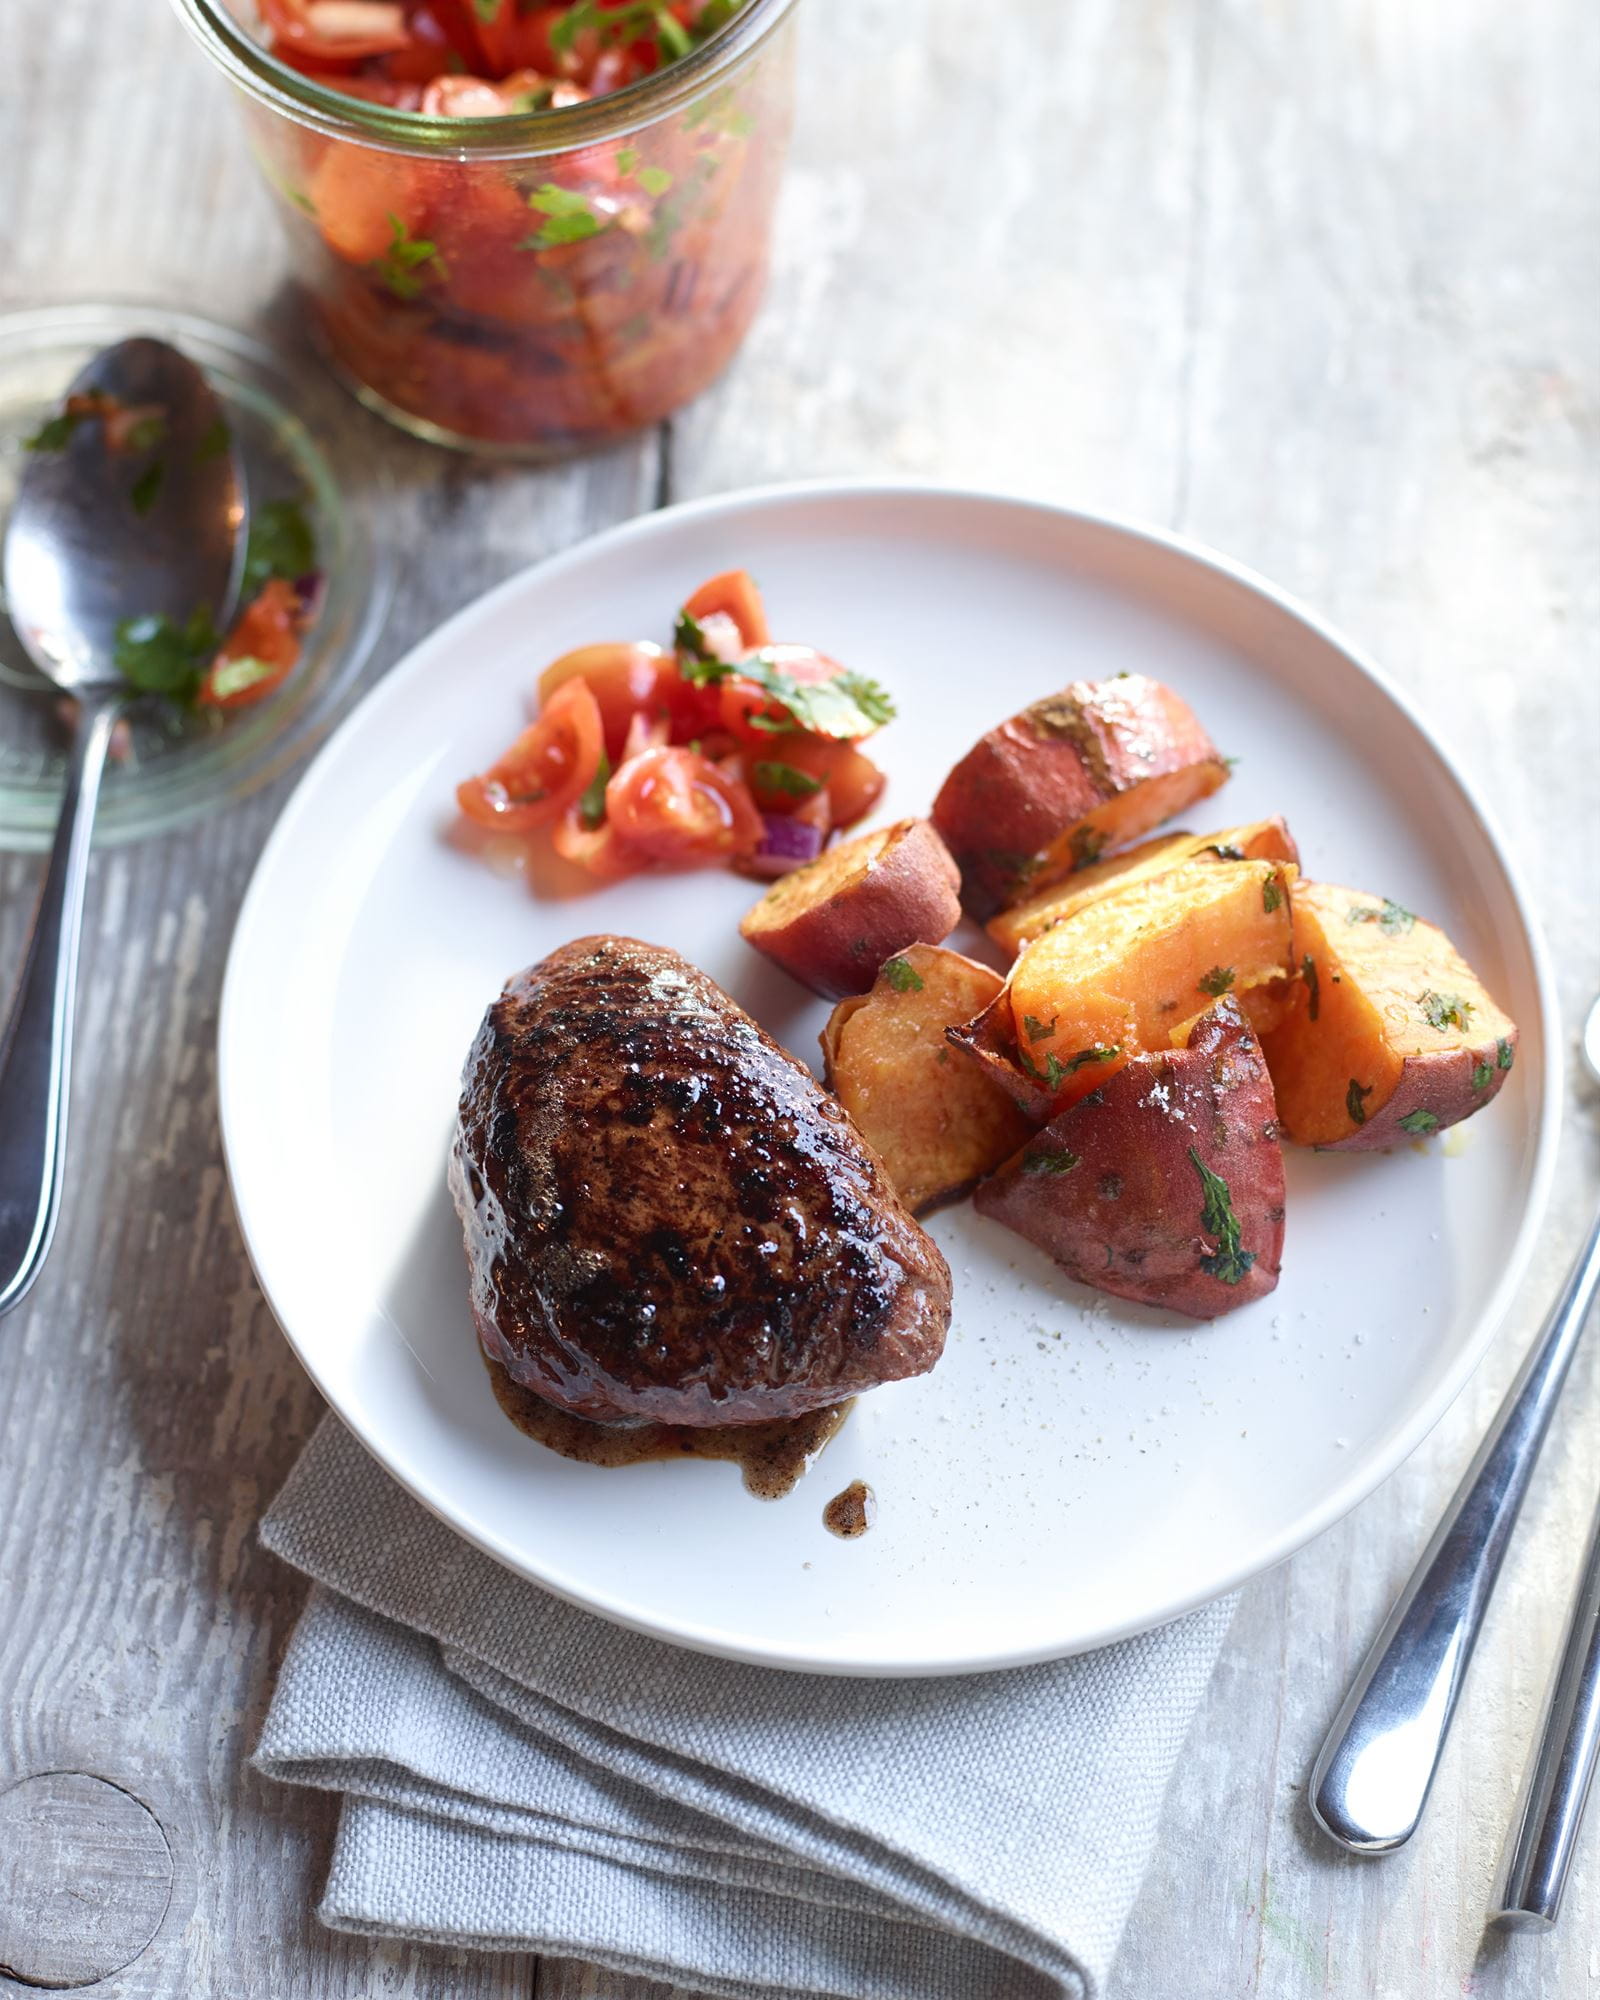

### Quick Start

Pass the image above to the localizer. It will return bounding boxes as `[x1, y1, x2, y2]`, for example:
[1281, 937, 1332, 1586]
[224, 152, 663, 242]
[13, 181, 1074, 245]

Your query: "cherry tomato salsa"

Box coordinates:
[456, 569, 893, 883]
[243, 1, 792, 450]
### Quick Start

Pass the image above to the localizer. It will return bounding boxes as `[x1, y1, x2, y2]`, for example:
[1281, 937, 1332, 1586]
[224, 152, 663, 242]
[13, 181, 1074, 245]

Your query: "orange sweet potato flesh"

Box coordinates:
[823, 946, 1034, 1213]
[931, 675, 1230, 920]
[1260, 881, 1518, 1148]
[974, 998, 1285, 1320]
[1004, 859, 1298, 1109]
[740, 818, 962, 1001]
[986, 817, 1300, 958]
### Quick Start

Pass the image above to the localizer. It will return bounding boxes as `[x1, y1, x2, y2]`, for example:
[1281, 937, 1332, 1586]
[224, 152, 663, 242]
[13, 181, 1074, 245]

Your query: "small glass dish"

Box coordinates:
[169, 0, 799, 458]
[0, 302, 391, 851]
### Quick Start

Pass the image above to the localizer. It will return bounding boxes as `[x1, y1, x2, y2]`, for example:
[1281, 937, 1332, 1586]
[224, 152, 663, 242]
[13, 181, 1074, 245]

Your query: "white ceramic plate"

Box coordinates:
[220, 483, 1559, 1676]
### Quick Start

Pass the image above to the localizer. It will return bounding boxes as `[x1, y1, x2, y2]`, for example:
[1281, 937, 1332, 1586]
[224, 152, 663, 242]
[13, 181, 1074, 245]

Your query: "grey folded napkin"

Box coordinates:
[256, 1415, 1234, 2000]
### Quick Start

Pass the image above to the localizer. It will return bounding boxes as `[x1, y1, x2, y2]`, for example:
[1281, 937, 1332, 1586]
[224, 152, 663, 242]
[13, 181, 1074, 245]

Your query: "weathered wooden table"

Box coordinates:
[2, 1, 1597, 1993]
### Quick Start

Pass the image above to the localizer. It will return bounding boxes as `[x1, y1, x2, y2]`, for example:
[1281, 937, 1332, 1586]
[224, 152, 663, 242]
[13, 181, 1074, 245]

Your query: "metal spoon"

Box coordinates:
[1312, 995, 1600, 1854]
[1494, 997, 1600, 1926]
[0, 337, 245, 1316]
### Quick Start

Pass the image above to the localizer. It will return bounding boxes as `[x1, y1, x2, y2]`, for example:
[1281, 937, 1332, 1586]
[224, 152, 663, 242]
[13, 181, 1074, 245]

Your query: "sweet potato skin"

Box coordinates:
[975, 999, 1284, 1320]
[739, 818, 962, 1001]
[822, 946, 1033, 1213]
[931, 676, 1230, 919]
[986, 817, 1301, 958]
[1261, 881, 1518, 1149]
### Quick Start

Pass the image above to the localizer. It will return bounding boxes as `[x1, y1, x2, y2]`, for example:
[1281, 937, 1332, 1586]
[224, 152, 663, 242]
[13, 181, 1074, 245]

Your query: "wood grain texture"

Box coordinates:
[1, 1, 1596, 1998]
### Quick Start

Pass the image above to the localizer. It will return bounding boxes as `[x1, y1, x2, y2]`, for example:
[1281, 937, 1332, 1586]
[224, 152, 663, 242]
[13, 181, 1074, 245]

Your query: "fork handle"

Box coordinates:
[0, 689, 121, 1318]
[1310, 1200, 1600, 1853]
[1495, 1478, 1600, 1926]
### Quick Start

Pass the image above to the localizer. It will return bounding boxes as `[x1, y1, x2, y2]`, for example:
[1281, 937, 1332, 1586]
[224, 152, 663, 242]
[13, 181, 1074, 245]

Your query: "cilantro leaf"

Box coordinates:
[24, 409, 82, 451]
[1497, 1036, 1515, 1071]
[203, 654, 280, 704]
[1024, 1146, 1080, 1176]
[129, 460, 164, 516]
[1262, 872, 1284, 914]
[1347, 898, 1416, 936]
[112, 607, 219, 702]
[751, 761, 823, 800]
[1188, 1149, 1256, 1285]
[1420, 990, 1472, 1032]
[1399, 1110, 1439, 1134]
[1022, 1013, 1057, 1044]
[1064, 1044, 1120, 1073]
[1472, 1060, 1493, 1090]
[1070, 825, 1105, 868]
[1302, 954, 1320, 1022]
[1346, 1078, 1373, 1126]
[637, 164, 674, 196]
[375, 213, 444, 299]
[882, 956, 923, 993]
[576, 752, 611, 831]
[241, 497, 317, 595]
[1198, 965, 1235, 997]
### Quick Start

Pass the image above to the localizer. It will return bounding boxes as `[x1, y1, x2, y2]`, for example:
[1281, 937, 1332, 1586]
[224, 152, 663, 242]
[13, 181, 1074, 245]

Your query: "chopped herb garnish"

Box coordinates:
[1262, 872, 1283, 914]
[1023, 1013, 1057, 1044]
[1346, 1078, 1373, 1125]
[576, 752, 611, 831]
[375, 213, 444, 298]
[550, 0, 702, 61]
[1303, 953, 1321, 1022]
[125, 413, 167, 454]
[676, 627, 895, 739]
[1472, 1060, 1494, 1090]
[1205, 841, 1247, 862]
[637, 165, 674, 196]
[881, 956, 924, 994]
[24, 409, 82, 451]
[241, 497, 317, 596]
[129, 460, 164, 516]
[522, 184, 610, 250]
[1070, 826, 1106, 868]
[1497, 1037, 1515, 1070]
[112, 607, 219, 702]
[1064, 1045, 1120, 1073]
[1017, 1049, 1066, 1092]
[1198, 965, 1235, 996]
[1188, 1148, 1256, 1285]
[1347, 898, 1416, 937]
[616, 147, 640, 176]
[472, 0, 497, 17]
[1024, 1146, 1081, 1176]
[1399, 1110, 1439, 1134]
[750, 761, 823, 800]
[1420, 990, 1472, 1032]
[195, 416, 231, 463]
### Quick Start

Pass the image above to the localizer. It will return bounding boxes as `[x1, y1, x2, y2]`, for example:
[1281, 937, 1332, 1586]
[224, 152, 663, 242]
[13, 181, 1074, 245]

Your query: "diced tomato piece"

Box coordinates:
[605, 745, 763, 863]
[456, 677, 604, 832]
[536, 641, 674, 761]
[550, 805, 645, 880]
[260, 0, 412, 60]
[308, 141, 426, 263]
[198, 578, 305, 710]
[680, 569, 770, 650]
[741, 730, 886, 828]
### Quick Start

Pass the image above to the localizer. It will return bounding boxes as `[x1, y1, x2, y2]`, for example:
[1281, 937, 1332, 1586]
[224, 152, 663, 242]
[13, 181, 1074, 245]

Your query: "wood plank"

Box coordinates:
[0, 4, 656, 1996]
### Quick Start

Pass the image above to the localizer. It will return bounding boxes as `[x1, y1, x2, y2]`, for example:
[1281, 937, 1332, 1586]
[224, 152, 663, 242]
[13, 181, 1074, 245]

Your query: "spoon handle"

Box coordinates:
[1310, 1200, 1600, 1853]
[0, 690, 122, 1317]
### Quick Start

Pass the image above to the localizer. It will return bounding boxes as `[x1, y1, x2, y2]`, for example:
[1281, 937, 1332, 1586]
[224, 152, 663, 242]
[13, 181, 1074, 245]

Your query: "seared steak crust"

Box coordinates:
[451, 936, 952, 1424]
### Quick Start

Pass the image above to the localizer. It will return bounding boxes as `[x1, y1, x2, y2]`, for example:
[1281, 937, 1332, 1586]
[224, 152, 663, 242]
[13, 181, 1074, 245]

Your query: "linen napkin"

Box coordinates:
[255, 1416, 1234, 2000]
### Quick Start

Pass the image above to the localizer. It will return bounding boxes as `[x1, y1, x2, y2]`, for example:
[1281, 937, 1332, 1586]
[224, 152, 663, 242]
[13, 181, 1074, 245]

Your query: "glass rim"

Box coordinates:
[169, 0, 799, 156]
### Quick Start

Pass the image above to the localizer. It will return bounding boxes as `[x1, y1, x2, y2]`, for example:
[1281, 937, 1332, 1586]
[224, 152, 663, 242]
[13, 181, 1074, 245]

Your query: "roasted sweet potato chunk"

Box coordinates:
[739, 818, 962, 1001]
[1003, 858, 1298, 1109]
[822, 946, 1033, 1213]
[931, 676, 1231, 919]
[1260, 881, 1517, 1148]
[975, 999, 1284, 1320]
[986, 817, 1300, 958]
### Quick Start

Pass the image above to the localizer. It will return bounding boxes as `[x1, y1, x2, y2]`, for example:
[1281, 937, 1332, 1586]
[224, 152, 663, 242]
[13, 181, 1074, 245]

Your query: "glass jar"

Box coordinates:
[170, 2, 798, 457]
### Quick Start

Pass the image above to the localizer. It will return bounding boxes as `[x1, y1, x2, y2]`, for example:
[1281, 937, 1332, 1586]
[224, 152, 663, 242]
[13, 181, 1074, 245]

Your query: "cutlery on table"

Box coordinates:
[1494, 996, 1600, 1925]
[0, 336, 246, 1316]
[1311, 993, 1600, 1866]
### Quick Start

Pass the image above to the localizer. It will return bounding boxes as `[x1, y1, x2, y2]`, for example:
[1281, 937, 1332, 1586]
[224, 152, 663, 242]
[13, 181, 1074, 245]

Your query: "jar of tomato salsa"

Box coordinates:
[171, 2, 797, 456]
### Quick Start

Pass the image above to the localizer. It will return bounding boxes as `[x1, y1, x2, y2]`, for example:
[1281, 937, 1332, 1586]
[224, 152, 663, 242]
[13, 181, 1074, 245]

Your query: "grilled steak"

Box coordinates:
[450, 936, 952, 1425]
